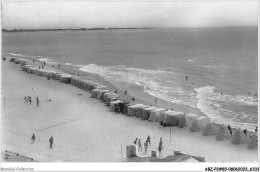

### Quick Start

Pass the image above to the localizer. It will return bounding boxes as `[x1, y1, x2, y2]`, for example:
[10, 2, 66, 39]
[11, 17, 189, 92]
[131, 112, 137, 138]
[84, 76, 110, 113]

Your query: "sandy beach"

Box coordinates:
[1, 57, 257, 162]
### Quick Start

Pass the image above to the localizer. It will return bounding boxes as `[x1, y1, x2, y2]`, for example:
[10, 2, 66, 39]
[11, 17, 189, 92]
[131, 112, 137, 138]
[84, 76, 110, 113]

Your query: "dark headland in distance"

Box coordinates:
[2, 27, 155, 33]
[2, 26, 257, 33]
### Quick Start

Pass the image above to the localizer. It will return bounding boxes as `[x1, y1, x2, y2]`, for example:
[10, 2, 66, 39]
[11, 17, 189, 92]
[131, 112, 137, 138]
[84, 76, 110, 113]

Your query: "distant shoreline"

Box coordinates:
[2, 26, 257, 33]
[2, 27, 155, 33]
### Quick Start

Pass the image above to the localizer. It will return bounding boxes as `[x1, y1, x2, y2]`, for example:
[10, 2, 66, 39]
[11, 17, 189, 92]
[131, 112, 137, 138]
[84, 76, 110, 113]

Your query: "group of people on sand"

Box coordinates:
[134, 136, 164, 157]
[31, 133, 54, 149]
[24, 96, 39, 107]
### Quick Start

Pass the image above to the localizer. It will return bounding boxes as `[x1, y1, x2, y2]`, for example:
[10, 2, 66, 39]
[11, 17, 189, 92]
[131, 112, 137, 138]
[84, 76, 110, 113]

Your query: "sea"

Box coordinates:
[3, 27, 258, 129]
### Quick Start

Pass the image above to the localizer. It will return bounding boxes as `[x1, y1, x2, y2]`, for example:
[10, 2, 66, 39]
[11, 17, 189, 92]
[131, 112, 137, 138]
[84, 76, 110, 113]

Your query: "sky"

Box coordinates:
[2, 1, 258, 29]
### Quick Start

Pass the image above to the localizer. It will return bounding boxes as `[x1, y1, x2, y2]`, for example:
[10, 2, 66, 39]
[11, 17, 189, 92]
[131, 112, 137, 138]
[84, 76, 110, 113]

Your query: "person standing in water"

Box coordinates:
[186, 76, 188, 80]
[154, 98, 157, 106]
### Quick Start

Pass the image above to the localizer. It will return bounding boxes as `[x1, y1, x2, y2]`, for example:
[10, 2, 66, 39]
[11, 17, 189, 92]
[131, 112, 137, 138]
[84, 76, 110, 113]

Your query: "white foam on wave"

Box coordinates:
[9, 52, 43, 59]
[37, 58, 49, 62]
[195, 86, 258, 128]
[187, 58, 198, 63]
[80, 64, 198, 107]
[198, 65, 223, 69]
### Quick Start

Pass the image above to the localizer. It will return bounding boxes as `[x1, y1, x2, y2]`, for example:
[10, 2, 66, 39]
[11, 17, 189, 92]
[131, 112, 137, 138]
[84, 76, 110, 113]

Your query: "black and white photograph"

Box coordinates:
[1, 1, 258, 171]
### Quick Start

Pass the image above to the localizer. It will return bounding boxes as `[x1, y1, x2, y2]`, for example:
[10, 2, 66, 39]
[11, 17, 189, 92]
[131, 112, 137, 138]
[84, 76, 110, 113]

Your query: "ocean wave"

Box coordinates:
[198, 65, 223, 68]
[195, 86, 258, 128]
[187, 58, 198, 63]
[37, 58, 49, 62]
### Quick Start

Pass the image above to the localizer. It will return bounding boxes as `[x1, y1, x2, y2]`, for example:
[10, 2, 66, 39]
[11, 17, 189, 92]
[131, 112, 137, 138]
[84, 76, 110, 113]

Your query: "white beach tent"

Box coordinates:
[196, 116, 211, 130]
[247, 135, 258, 150]
[158, 110, 170, 124]
[185, 113, 198, 128]
[216, 124, 232, 141]
[142, 106, 157, 120]
[166, 111, 183, 126]
[203, 122, 218, 136]
[127, 104, 144, 117]
[148, 108, 166, 122]
[110, 100, 123, 112]
[231, 129, 247, 145]
[178, 113, 186, 128]
[189, 119, 204, 132]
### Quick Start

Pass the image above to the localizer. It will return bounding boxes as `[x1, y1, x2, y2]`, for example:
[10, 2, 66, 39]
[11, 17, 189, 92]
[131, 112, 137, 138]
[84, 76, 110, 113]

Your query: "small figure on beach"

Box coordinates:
[33, 59, 35, 63]
[138, 139, 142, 152]
[154, 97, 157, 106]
[39, 66, 40, 69]
[49, 136, 54, 149]
[248, 92, 250, 95]
[36, 97, 39, 107]
[58, 64, 60, 67]
[132, 97, 135, 101]
[158, 138, 163, 157]
[134, 138, 138, 145]
[115, 90, 117, 93]
[78, 73, 80, 76]
[255, 127, 258, 133]
[186, 76, 188, 80]
[255, 93, 257, 97]
[227, 125, 232, 135]
[243, 129, 247, 136]
[44, 62, 46, 65]
[147, 135, 151, 145]
[221, 92, 223, 95]
[24, 97, 28, 104]
[171, 108, 174, 111]
[159, 138, 163, 147]
[144, 140, 148, 154]
[31, 133, 35, 143]
[28, 96, 32, 104]
[124, 91, 127, 95]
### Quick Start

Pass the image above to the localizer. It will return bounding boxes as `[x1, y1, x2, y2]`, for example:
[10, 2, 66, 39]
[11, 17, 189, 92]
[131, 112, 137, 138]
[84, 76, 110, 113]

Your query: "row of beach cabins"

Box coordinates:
[9, 57, 258, 151]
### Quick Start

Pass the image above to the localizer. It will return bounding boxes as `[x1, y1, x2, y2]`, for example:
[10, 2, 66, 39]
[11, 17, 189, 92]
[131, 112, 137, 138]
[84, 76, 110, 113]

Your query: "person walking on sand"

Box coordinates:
[49, 136, 54, 149]
[134, 138, 138, 145]
[28, 96, 32, 104]
[158, 138, 163, 157]
[31, 133, 35, 143]
[124, 91, 127, 95]
[144, 140, 148, 154]
[138, 139, 142, 152]
[147, 135, 151, 146]
[24, 97, 28, 104]
[186, 76, 188, 80]
[154, 97, 157, 106]
[36, 97, 39, 107]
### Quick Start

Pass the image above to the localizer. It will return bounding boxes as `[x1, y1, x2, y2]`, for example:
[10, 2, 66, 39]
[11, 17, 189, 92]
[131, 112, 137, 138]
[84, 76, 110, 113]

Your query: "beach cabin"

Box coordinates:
[148, 108, 166, 122]
[185, 113, 199, 128]
[136, 105, 150, 118]
[178, 113, 186, 128]
[158, 110, 170, 124]
[142, 106, 157, 120]
[166, 111, 184, 126]
[110, 100, 123, 112]
[127, 104, 143, 116]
